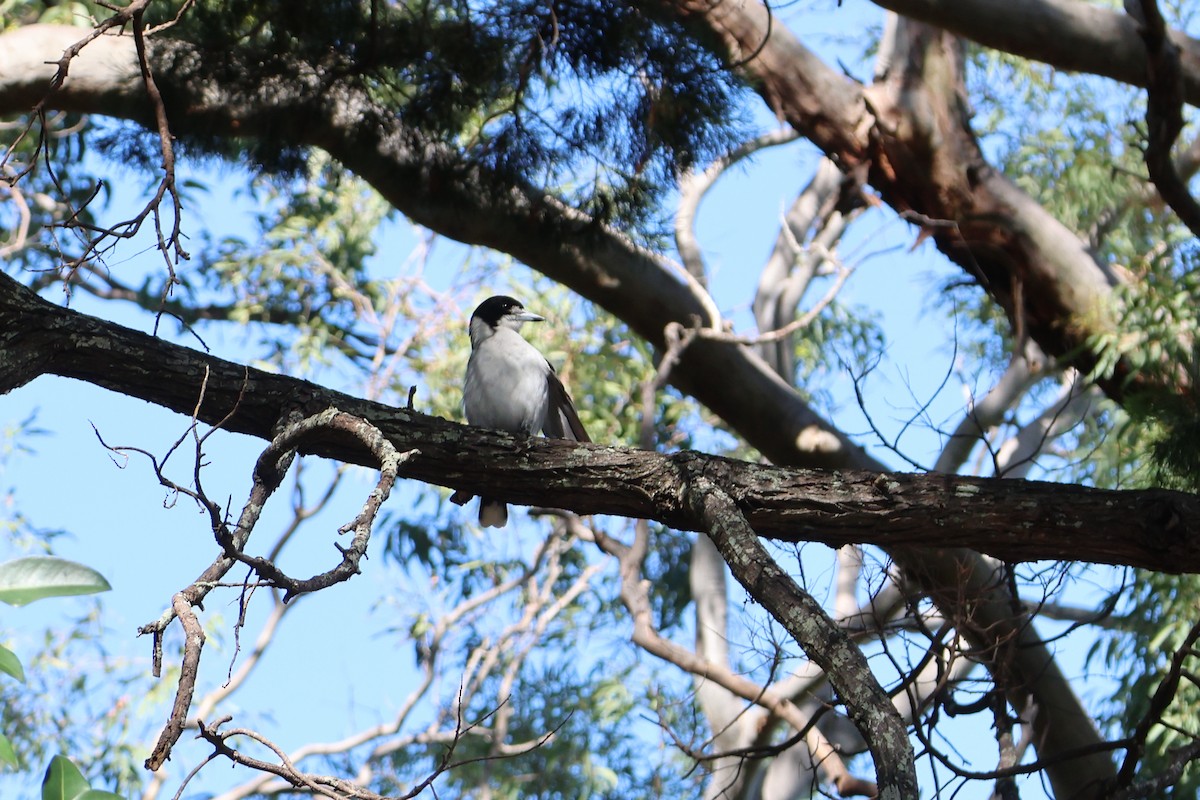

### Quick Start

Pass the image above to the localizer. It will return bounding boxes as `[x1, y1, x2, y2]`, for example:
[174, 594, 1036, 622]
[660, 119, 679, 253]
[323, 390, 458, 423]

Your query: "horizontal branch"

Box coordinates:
[2, 271, 1196, 573]
[869, 0, 1200, 107]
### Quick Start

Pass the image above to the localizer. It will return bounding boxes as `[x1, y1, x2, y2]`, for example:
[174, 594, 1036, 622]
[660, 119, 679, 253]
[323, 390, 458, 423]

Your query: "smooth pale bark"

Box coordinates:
[869, 0, 1200, 105]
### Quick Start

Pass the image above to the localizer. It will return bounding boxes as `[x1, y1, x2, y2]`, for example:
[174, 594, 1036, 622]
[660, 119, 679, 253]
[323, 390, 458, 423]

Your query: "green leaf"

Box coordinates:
[0, 557, 111, 607]
[0, 643, 24, 683]
[41, 755, 89, 800]
[0, 733, 18, 769]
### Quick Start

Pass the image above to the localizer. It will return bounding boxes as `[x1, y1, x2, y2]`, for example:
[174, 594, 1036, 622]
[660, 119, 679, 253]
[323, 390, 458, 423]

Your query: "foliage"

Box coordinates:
[0, 424, 143, 799]
[39, 755, 123, 800]
[0, 557, 110, 607]
[1080, 250, 1200, 795]
[1097, 569, 1200, 798]
[1087, 256, 1200, 486]
[195, 154, 396, 366]
[138, 0, 752, 231]
[0, 558, 125, 798]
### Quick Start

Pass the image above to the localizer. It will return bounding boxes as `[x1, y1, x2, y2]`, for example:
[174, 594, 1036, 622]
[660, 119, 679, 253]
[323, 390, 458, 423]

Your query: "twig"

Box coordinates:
[145, 593, 207, 770]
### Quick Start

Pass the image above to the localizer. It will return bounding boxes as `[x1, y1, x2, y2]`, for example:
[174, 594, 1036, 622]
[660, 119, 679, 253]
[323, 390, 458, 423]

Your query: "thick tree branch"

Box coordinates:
[652, 2, 1149, 409]
[0, 23, 876, 472]
[868, 0, 1200, 107]
[3, 270, 1198, 575]
[684, 475, 916, 799]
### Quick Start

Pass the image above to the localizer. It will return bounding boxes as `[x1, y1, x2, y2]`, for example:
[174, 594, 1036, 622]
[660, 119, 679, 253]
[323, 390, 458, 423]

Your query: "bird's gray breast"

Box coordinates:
[464, 329, 551, 436]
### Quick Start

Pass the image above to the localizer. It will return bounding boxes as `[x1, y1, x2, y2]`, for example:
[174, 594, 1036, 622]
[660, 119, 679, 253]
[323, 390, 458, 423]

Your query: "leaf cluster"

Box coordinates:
[1096, 568, 1200, 797]
[193, 154, 394, 367]
[149, 0, 750, 230]
[1088, 258, 1200, 489]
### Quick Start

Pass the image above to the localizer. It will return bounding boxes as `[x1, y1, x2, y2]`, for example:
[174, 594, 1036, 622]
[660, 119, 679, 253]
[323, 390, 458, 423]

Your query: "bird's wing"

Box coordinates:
[543, 363, 590, 442]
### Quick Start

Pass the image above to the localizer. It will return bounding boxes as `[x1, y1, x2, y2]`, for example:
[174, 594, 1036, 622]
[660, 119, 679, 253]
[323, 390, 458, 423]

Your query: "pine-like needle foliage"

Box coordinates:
[156, 0, 750, 231]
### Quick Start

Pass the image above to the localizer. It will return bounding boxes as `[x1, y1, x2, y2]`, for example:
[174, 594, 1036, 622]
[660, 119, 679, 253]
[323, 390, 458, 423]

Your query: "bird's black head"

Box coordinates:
[471, 295, 526, 327]
[469, 295, 545, 347]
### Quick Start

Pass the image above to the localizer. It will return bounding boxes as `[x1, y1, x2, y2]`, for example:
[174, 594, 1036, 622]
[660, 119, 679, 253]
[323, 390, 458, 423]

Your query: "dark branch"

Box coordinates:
[682, 474, 914, 797]
[3, 271, 1199, 573]
[1133, 0, 1200, 237]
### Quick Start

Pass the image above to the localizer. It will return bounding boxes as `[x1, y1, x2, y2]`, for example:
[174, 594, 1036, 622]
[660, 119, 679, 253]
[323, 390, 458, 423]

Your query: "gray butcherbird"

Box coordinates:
[458, 295, 590, 527]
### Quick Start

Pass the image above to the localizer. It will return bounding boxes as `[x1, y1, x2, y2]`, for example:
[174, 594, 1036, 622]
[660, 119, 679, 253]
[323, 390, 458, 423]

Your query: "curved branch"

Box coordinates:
[1133, 0, 1200, 237]
[676, 127, 800, 282]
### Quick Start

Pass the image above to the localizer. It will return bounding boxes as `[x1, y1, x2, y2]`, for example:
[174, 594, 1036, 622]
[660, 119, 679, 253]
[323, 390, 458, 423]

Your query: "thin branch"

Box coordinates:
[681, 474, 907, 798]
[934, 342, 1048, 474]
[1115, 617, 1200, 786]
[145, 593, 206, 770]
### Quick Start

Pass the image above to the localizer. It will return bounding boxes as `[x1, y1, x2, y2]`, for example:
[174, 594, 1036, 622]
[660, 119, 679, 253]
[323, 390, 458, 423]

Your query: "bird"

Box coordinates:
[460, 295, 590, 527]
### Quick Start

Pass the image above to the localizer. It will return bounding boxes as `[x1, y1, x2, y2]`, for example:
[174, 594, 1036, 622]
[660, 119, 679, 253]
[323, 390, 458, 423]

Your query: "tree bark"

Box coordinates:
[2, 270, 1196, 575]
[868, 0, 1200, 105]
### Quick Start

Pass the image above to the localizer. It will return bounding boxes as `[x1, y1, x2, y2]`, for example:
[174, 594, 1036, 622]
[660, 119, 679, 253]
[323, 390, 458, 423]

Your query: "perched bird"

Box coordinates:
[461, 295, 590, 527]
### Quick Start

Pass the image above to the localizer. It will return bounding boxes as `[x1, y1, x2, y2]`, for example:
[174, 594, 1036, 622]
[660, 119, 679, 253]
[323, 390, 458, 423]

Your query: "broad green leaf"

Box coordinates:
[0, 733, 17, 769]
[0, 557, 111, 607]
[41, 755, 89, 800]
[0, 644, 24, 683]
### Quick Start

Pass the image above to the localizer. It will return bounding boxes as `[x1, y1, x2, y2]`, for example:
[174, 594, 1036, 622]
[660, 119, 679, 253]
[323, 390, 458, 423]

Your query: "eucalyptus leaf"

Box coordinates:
[0, 557, 111, 607]
[41, 755, 89, 800]
[0, 733, 17, 769]
[0, 643, 25, 682]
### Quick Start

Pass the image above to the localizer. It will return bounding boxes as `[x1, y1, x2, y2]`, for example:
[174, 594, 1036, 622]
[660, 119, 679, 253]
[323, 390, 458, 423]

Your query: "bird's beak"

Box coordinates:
[514, 310, 545, 323]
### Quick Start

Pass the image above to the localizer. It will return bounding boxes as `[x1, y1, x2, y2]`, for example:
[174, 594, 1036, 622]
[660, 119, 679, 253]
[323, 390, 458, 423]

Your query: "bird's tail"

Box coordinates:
[479, 497, 508, 528]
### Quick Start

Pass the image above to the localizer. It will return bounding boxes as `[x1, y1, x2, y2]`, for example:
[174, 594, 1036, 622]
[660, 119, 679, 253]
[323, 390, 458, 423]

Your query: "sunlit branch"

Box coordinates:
[934, 341, 1049, 474]
[676, 127, 800, 283]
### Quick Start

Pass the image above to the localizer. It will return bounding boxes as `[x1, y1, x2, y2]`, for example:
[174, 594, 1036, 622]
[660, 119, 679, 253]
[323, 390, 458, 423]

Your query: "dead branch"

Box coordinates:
[145, 593, 206, 770]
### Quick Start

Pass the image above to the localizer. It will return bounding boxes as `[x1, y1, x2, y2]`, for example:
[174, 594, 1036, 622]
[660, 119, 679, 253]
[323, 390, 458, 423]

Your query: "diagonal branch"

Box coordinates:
[681, 472, 916, 799]
[587, 519, 869, 796]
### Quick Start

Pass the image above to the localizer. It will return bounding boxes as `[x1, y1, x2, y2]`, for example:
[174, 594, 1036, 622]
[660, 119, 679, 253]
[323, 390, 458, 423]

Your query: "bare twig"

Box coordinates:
[145, 593, 207, 770]
[4, 4, 191, 294]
